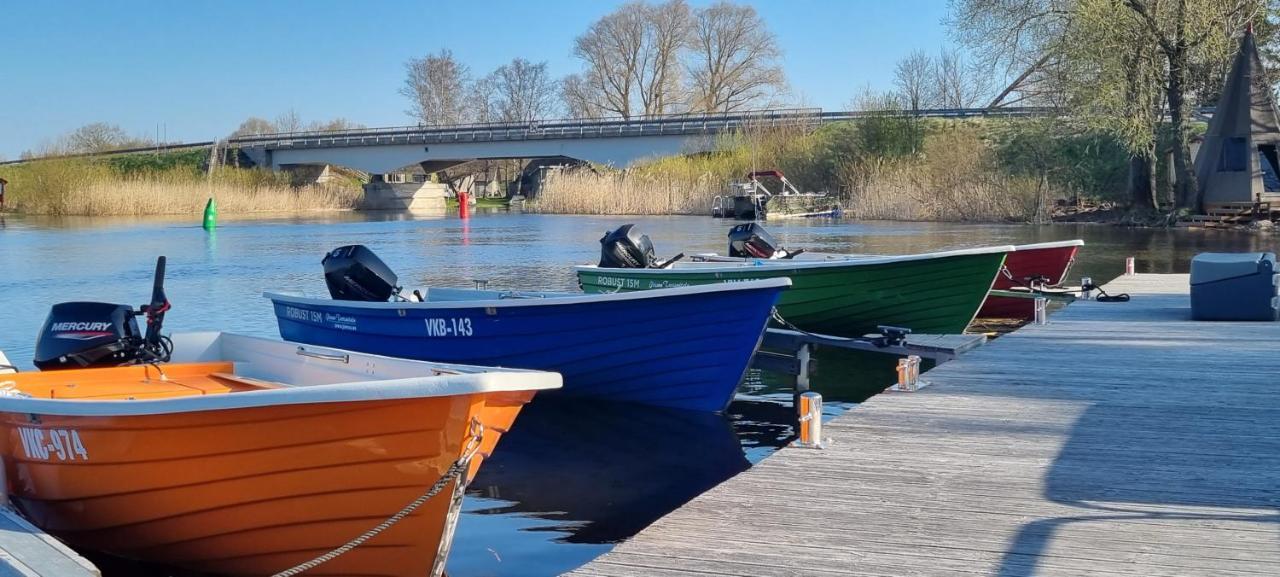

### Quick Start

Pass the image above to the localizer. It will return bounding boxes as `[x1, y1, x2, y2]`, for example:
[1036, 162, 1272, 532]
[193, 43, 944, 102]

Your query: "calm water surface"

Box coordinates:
[0, 211, 1271, 576]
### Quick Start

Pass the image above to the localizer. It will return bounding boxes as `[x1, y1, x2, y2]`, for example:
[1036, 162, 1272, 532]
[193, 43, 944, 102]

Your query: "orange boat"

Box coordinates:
[0, 332, 560, 577]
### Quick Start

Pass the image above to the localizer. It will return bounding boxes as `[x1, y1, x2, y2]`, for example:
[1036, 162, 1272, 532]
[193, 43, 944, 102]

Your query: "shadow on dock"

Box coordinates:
[987, 292, 1280, 576]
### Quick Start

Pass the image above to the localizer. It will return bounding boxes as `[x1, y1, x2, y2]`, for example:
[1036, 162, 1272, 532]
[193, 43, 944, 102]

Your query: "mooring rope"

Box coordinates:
[1007, 277, 1130, 303]
[271, 420, 484, 577]
[770, 308, 858, 342]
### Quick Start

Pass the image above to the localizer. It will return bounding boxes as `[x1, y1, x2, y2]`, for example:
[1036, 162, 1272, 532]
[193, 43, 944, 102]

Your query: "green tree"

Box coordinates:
[1121, 0, 1261, 209]
[1064, 0, 1166, 208]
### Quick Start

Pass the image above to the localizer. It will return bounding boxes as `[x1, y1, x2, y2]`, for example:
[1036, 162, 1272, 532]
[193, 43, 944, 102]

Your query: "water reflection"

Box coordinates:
[0, 212, 1271, 576]
[447, 397, 805, 576]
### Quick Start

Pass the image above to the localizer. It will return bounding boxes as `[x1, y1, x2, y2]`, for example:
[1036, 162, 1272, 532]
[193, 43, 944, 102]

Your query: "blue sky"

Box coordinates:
[0, 0, 953, 159]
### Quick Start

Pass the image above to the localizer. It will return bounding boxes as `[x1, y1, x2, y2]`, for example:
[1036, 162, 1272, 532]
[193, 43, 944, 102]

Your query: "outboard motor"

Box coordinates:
[34, 257, 173, 370]
[598, 224, 657, 268]
[323, 245, 399, 301]
[728, 223, 782, 258]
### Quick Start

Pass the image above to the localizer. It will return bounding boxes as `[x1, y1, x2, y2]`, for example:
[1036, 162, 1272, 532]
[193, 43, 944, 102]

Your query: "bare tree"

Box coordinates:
[894, 50, 938, 112]
[307, 118, 366, 132]
[561, 73, 605, 119]
[482, 58, 558, 122]
[933, 48, 991, 108]
[948, 0, 1076, 107]
[231, 117, 277, 137]
[686, 1, 786, 113]
[274, 109, 304, 134]
[66, 123, 130, 153]
[573, 2, 647, 118]
[636, 0, 691, 115]
[470, 74, 499, 123]
[400, 49, 473, 125]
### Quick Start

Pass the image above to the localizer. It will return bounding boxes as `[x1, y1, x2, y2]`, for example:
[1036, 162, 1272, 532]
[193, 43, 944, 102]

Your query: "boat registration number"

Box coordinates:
[425, 318, 473, 337]
[17, 427, 88, 461]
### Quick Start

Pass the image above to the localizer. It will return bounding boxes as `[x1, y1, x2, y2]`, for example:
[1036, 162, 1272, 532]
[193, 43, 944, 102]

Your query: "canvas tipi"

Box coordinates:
[1194, 25, 1280, 207]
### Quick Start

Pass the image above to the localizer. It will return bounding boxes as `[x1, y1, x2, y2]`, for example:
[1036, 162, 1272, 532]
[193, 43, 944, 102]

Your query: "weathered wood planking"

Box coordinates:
[0, 506, 99, 576]
[567, 274, 1280, 577]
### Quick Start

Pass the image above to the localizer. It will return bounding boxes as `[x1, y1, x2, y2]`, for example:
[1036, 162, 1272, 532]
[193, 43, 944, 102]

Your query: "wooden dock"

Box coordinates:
[0, 506, 98, 576]
[568, 274, 1280, 577]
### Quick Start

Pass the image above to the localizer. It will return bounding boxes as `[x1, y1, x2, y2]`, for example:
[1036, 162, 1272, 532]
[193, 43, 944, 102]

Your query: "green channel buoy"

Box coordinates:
[202, 197, 217, 230]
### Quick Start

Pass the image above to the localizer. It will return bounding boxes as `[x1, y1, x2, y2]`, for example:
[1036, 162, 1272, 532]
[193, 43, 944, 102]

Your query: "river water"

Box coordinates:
[0, 211, 1271, 576]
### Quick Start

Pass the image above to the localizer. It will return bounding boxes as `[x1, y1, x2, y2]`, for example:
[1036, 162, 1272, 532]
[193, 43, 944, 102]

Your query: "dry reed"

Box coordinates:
[529, 171, 723, 215]
[1, 159, 360, 216]
[56, 180, 361, 216]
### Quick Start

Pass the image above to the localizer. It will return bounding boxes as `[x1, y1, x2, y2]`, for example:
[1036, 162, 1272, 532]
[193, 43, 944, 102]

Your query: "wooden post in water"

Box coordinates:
[795, 344, 811, 391]
[794, 391, 825, 449]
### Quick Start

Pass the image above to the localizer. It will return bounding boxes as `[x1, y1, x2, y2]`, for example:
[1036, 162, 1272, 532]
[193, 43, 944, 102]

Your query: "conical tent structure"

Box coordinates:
[1195, 27, 1280, 206]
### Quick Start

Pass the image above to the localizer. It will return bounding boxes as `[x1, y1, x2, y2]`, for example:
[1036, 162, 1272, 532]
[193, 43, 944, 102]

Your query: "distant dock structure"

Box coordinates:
[569, 273, 1280, 577]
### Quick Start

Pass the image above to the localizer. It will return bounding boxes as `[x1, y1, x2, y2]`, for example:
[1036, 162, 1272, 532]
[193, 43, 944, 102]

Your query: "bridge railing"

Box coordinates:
[226, 108, 831, 149]
[225, 107, 1078, 150]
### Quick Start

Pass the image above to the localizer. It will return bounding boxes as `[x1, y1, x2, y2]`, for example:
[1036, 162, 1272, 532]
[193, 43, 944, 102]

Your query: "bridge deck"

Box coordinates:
[567, 273, 1280, 577]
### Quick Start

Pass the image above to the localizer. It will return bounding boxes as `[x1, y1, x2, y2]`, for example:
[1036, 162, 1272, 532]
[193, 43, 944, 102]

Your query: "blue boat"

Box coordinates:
[265, 278, 790, 412]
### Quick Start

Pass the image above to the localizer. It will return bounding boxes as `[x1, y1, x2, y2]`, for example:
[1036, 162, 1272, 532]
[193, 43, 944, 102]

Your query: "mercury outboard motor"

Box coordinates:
[33, 257, 173, 370]
[728, 223, 781, 258]
[598, 224, 657, 268]
[323, 245, 400, 301]
[727, 223, 804, 260]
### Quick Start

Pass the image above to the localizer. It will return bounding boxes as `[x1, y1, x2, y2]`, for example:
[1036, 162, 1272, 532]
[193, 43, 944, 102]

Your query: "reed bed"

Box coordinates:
[529, 172, 722, 215]
[533, 165, 1046, 221]
[531, 122, 1064, 222]
[0, 159, 360, 216]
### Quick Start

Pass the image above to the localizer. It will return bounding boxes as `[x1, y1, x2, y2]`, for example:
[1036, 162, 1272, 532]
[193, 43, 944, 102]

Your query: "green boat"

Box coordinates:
[576, 246, 1011, 337]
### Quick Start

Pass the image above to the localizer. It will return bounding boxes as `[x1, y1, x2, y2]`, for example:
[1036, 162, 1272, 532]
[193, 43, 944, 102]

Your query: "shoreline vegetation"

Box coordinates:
[529, 116, 1136, 223]
[0, 150, 360, 217]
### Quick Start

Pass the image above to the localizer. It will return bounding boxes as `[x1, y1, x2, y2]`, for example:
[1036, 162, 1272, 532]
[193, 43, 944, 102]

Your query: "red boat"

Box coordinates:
[978, 240, 1084, 320]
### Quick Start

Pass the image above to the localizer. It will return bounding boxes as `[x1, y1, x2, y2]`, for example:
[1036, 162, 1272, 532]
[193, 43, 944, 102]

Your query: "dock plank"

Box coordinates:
[567, 274, 1280, 577]
[0, 507, 98, 576]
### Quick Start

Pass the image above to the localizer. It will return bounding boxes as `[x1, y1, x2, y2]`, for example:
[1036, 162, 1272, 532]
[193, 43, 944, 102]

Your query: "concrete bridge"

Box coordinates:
[228, 107, 1056, 174]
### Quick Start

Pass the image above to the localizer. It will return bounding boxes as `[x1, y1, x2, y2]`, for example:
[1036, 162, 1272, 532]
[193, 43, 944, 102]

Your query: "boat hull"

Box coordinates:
[979, 242, 1081, 319]
[269, 282, 788, 413]
[576, 252, 1007, 336]
[1, 391, 531, 577]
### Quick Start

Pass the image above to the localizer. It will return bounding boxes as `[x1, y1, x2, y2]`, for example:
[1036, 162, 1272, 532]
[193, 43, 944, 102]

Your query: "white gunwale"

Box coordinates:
[575, 244, 1016, 275]
[265, 277, 792, 310]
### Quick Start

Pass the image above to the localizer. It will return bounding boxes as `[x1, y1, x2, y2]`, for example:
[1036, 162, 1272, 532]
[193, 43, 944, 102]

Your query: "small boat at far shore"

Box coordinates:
[267, 245, 791, 413]
[978, 240, 1083, 320]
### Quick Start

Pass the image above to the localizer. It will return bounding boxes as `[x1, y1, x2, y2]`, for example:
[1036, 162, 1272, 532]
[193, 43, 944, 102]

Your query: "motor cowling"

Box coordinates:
[33, 302, 142, 370]
[598, 224, 657, 268]
[323, 245, 399, 301]
[728, 223, 781, 258]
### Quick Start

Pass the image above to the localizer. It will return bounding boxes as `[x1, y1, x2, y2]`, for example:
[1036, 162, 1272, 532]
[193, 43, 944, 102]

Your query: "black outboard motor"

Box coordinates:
[728, 223, 782, 258]
[323, 245, 399, 301]
[34, 257, 173, 370]
[599, 224, 657, 268]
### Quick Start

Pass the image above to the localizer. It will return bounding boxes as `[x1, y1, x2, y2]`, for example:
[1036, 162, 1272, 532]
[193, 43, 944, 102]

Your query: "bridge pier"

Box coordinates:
[359, 174, 448, 212]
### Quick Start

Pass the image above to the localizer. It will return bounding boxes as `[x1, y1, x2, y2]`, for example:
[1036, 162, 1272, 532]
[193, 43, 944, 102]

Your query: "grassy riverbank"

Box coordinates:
[0, 152, 361, 216]
[529, 117, 1129, 222]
